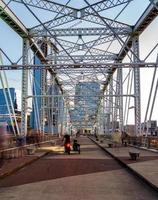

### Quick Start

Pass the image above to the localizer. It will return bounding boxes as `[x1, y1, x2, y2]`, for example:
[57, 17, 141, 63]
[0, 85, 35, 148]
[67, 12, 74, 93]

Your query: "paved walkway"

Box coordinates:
[92, 137, 158, 191]
[0, 136, 158, 200]
[0, 139, 60, 178]
[0, 148, 49, 179]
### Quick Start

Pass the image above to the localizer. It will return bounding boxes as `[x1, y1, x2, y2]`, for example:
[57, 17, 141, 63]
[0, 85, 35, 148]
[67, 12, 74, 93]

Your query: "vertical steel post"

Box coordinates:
[21, 39, 29, 136]
[114, 71, 119, 129]
[64, 102, 68, 134]
[132, 36, 141, 136]
[40, 69, 46, 133]
[103, 96, 105, 134]
[118, 68, 123, 132]
[40, 39, 47, 134]
[105, 90, 109, 134]
[52, 75, 55, 134]
[109, 79, 113, 133]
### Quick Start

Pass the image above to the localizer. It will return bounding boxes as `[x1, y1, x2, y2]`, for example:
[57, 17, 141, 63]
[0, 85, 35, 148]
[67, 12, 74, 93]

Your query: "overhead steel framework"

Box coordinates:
[0, 0, 158, 136]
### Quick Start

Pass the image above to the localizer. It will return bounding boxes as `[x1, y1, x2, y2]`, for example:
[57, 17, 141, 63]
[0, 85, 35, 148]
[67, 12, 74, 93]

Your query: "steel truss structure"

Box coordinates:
[0, 0, 158, 136]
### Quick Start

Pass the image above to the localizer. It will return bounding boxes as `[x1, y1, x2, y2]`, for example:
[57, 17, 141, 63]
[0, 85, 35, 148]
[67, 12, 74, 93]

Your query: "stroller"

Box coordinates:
[73, 139, 80, 154]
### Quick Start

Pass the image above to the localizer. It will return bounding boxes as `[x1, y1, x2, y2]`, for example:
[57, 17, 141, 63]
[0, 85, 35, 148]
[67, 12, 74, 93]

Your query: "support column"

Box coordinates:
[109, 78, 113, 133]
[21, 39, 29, 136]
[60, 96, 64, 136]
[40, 39, 47, 134]
[104, 90, 109, 134]
[64, 102, 68, 134]
[40, 69, 46, 133]
[118, 68, 123, 132]
[103, 96, 105, 134]
[51, 75, 55, 134]
[114, 71, 119, 130]
[132, 36, 141, 136]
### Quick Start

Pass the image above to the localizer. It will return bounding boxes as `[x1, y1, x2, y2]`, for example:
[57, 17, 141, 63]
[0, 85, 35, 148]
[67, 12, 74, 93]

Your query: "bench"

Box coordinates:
[129, 150, 140, 160]
[108, 143, 113, 148]
[26, 147, 36, 155]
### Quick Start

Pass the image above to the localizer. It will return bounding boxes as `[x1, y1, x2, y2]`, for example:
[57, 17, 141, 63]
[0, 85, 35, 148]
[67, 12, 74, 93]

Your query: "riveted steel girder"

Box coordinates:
[59, 46, 117, 57]
[0, 1, 28, 37]
[12, 0, 78, 15]
[0, 62, 157, 70]
[118, 4, 158, 61]
[80, 12, 131, 28]
[29, 3, 132, 34]
[57, 34, 126, 55]
[47, 49, 117, 61]
[31, 15, 131, 36]
[31, 15, 77, 32]
[47, 54, 117, 63]
[21, 39, 29, 136]
[30, 26, 131, 37]
[12, 0, 133, 14]
[82, 0, 133, 13]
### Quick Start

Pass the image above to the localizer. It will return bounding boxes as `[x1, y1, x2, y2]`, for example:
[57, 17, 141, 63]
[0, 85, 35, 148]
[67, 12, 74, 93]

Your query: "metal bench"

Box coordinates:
[26, 147, 36, 155]
[108, 143, 113, 148]
[129, 150, 140, 160]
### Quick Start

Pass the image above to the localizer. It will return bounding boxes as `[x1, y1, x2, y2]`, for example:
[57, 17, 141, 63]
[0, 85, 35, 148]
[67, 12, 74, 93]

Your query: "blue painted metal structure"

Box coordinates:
[30, 56, 65, 134]
[0, 88, 17, 123]
[30, 56, 41, 130]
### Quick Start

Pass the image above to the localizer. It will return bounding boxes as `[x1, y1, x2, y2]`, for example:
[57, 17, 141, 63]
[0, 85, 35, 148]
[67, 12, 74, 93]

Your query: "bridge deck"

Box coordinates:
[0, 136, 157, 200]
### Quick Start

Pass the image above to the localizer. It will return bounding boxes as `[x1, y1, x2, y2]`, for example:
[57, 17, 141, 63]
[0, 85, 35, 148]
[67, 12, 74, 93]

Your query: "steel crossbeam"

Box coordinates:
[59, 47, 115, 57]
[31, 15, 77, 34]
[12, 0, 133, 14]
[80, 12, 131, 30]
[82, 0, 133, 13]
[12, 0, 78, 15]
[0, 62, 157, 70]
[31, 14, 131, 35]
[56, 69, 109, 74]
[12, 0, 133, 29]
[57, 34, 125, 55]
[47, 54, 117, 63]
[30, 26, 131, 37]
[0, 0, 48, 60]
[29, 2, 132, 34]
[11, 0, 133, 22]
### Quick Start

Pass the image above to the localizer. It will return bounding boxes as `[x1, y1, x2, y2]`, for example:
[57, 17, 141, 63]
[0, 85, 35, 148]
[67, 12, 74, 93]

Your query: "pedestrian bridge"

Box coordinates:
[0, 136, 158, 200]
[0, 0, 158, 139]
[0, 1, 158, 198]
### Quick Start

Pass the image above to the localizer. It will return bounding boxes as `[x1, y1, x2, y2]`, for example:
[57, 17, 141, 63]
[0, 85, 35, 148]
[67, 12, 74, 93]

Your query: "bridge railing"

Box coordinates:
[0, 133, 59, 159]
[92, 134, 158, 151]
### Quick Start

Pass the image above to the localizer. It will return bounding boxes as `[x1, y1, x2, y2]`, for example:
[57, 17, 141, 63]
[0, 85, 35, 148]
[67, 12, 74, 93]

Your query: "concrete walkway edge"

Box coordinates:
[89, 137, 158, 194]
[0, 151, 50, 180]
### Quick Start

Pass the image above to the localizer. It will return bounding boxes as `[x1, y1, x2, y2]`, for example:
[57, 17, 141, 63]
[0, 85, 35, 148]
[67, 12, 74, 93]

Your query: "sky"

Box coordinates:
[0, 0, 158, 125]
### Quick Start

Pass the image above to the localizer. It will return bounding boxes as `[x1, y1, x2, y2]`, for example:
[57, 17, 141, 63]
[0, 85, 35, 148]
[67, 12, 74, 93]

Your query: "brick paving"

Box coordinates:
[0, 147, 51, 179]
